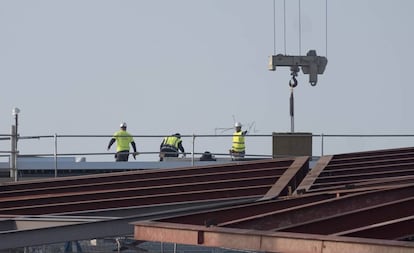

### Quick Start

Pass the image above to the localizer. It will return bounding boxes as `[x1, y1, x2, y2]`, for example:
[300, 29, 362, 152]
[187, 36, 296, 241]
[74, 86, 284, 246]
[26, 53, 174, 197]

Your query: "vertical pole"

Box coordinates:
[10, 125, 16, 180]
[321, 133, 324, 156]
[14, 111, 19, 181]
[11, 108, 20, 182]
[191, 134, 195, 167]
[290, 87, 294, 133]
[54, 133, 58, 177]
[15, 113, 18, 148]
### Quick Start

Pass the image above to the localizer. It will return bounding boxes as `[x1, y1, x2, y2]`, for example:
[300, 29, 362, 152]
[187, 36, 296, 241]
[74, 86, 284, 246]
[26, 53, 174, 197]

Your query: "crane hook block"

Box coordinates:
[289, 76, 298, 88]
[268, 50, 328, 86]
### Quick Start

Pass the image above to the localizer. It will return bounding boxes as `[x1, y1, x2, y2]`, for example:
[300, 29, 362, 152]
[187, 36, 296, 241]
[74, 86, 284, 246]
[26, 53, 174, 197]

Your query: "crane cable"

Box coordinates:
[298, 0, 302, 55]
[273, 0, 328, 57]
[325, 0, 328, 57]
[283, 0, 287, 54]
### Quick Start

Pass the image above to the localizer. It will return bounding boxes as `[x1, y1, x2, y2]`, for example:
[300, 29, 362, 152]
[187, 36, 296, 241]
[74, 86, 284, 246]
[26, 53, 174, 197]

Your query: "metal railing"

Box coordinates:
[1, 132, 414, 179]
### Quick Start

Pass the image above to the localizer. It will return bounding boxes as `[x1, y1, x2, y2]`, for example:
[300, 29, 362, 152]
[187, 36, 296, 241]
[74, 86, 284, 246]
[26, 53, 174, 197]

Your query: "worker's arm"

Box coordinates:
[107, 138, 115, 150]
[242, 130, 248, 136]
[178, 142, 186, 157]
[131, 141, 137, 153]
[178, 142, 185, 153]
[131, 141, 138, 159]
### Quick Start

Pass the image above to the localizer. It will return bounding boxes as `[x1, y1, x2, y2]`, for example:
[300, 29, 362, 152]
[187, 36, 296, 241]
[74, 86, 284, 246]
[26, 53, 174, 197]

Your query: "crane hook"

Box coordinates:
[289, 75, 298, 88]
[289, 66, 299, 88]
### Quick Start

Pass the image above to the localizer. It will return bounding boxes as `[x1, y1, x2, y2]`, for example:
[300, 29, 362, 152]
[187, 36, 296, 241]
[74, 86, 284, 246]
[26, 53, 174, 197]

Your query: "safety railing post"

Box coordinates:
[54, 133, 58, 177]
[321, 133, 324, 156]
[10, 125, 17, 181]
[191, 134, 195, 166]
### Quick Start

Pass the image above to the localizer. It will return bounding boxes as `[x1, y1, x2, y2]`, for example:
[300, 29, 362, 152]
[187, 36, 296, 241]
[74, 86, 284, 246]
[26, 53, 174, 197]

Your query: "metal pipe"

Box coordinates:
[54, 133, 58, 178]
[192, 134, 195, 167]
[321, 133, 324, 156]
[290, 88, 295, 133]
[10, 125, 16, 180]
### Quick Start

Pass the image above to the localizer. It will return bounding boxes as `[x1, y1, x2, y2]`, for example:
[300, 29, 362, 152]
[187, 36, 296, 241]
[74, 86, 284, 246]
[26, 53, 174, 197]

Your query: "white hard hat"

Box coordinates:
[234, 122, 242, 128]
[120, 122, 127, 128]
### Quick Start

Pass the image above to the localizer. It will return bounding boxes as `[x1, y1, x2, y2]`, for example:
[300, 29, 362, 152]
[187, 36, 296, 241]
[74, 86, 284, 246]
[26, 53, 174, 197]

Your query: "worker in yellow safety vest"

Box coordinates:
[230, 122, 247, 159]
[107, 122, 138, 161]
[159, 133, 186, 161]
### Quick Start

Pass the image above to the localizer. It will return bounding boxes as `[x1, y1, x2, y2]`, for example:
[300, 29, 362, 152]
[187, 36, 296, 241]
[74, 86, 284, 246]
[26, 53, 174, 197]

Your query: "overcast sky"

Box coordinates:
[1, 0, 414, 161]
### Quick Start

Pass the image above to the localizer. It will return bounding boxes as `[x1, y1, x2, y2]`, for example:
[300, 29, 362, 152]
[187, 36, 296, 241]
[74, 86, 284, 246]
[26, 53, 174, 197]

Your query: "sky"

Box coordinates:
[1, 0, 414, 161]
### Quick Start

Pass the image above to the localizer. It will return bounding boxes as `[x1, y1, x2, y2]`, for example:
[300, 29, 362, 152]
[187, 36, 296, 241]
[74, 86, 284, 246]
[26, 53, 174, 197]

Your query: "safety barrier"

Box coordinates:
[1, 133, 414, 179]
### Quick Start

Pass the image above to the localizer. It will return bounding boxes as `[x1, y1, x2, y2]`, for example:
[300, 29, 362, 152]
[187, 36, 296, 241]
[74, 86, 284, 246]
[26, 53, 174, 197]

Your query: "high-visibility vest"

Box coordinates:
[232, 131, 245, 152]
[162, 136, 181, 151]
[113, 130, 134, 152]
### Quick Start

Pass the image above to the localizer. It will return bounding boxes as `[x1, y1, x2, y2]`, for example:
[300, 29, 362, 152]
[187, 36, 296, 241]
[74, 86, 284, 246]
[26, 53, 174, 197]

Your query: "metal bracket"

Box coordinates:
[268, 50, 328, 86]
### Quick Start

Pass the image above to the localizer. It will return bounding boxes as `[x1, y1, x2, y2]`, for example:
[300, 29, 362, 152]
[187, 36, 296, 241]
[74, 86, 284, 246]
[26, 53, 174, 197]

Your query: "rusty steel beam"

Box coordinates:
[217, 185, 414, 230]
[0, 158, 306, 215]
[309, 167, 414, 192]
[0, 167, 285, 200]
[0, 198, 262, 251]
[0, 176, 278, 208]
[144, 185, 414, 232]
[335, 215, 414, 240]
[321, 162, 414, 176]
[0, 159, 292, 198]
[350, 176, 414, 188]
[0, 159, 294, 191]
[0, 184, 271, 215]
[324, 156, 414, 171]
[295, 155, 332, 194]
[260, 156, 309, 200]
[330, 147, 414, 161]
[279, 196, 414, 238]
[159, 193, 336, 226]
[310, 176, 414, 194]
[133, 221, 414, 253]
[316, 166, 414, 184]
[298, 147, 414, 193]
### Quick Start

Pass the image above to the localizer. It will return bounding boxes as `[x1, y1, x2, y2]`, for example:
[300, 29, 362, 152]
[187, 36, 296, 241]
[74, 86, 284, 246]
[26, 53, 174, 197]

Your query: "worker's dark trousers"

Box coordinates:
[115, 150, 130, 161]
[159, 147, 178, 161]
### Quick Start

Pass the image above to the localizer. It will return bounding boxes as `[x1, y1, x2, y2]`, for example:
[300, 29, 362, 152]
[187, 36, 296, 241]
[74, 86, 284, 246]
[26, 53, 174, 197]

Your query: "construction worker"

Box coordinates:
[229, 122, 247, 159]
[107, 122, 138, 161]
[159, 133, 185, 161]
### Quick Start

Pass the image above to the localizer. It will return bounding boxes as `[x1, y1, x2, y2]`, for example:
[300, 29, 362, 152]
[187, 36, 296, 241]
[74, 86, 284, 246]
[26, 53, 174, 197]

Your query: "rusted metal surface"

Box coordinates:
[131, 147, 414, 252]
[279, 196, 414, 236]
[335, 215, 414, 240]
[159, 193, 336, 226]
[0, 157, 310, 250]
[155, 184, 414, 232]
[133, 221, 414, 253]
[0, 158, 305, 216]
[0, 159, 291, 198]
[259, 156, 309, 200]
[294, 155, 332, 194]
[3, 146, 414, 251]
[302, 147, 414, 193]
